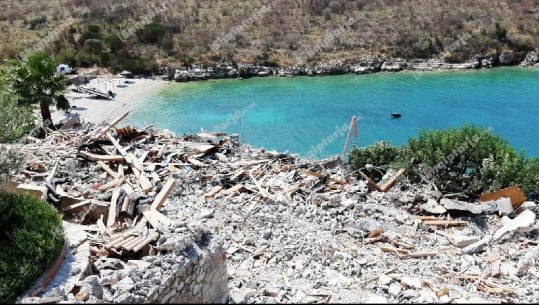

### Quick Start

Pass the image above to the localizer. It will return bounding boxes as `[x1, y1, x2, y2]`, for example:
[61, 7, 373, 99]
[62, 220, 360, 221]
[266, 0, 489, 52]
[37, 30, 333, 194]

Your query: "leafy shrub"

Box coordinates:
[26, 16, 47, 30]
[0, 92, 35, 143]
[78, 25, 102, 45]
[105, 34, 124, 53]
[349, 125, 539, 198]
[495, 22, 508, 40]
[137, 22, 167, 44]
[0, 192, 64, 303]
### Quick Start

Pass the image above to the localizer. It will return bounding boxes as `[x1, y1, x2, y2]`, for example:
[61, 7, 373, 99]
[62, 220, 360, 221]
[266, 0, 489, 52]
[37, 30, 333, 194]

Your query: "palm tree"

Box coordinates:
[3, 52, 69, 128]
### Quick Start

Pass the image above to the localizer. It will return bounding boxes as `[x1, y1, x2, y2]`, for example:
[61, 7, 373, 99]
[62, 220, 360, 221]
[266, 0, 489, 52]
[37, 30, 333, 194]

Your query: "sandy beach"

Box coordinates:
[51, 76, 168, 125]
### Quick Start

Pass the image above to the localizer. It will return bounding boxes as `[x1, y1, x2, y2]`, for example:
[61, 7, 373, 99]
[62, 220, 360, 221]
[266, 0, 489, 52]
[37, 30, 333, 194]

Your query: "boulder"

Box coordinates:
[521, 51, 539, 67]
[499, 51, 514, 65]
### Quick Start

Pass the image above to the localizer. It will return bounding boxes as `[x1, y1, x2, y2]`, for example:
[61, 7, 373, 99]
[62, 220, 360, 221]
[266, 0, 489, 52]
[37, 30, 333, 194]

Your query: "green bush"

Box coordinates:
[348, 125, 539, 198]
[79, 25, 102, 45]
[495, 22, 508, 40]
[0, 92, 35, 143]
[105, 34, 124, 53]
[348, 141, 408, 181]
[137, 22, 167, 44]
[0, 192, 64, 303]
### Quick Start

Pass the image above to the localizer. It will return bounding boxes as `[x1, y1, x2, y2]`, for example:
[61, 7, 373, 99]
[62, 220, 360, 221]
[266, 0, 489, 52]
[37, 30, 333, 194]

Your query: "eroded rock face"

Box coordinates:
[499, 51, 514, 65]
[520, 51, 539, 66]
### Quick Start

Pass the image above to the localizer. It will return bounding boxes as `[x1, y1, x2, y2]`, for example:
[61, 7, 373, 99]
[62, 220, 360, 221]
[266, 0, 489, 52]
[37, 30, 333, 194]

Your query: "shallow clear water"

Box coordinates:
[129, 67, 539, 158]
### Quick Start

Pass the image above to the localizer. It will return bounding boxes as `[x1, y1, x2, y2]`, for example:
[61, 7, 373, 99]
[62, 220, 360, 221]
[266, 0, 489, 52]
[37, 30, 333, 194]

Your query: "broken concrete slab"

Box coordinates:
[496, 197, 513, 216]
[421, 199, 447, 214]
[461, 235, 492, 254]
[493, 210, 536, 242]
[449, 234, 481, 248]
[440, 198, 484, 214]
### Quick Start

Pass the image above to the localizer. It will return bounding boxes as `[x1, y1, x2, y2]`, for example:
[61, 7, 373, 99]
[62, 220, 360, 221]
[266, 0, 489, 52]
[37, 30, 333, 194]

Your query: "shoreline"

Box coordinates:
[163, 53, 539, 82]
[52, 63, 537, 128]
[51, 77, 169, 125]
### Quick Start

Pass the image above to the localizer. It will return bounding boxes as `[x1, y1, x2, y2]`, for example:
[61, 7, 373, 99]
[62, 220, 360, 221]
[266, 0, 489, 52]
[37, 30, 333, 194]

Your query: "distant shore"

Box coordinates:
[51, 76, 168, 125]
[51, 60, 538, 127]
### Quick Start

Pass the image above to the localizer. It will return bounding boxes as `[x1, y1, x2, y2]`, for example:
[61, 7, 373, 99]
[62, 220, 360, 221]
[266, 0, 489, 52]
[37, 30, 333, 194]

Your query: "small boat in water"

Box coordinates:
[391, 112, 402, 118]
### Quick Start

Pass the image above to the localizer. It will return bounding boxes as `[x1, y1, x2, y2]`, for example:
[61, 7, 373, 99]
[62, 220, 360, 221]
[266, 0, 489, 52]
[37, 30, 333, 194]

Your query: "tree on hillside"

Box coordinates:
[2, 52, 69, 128]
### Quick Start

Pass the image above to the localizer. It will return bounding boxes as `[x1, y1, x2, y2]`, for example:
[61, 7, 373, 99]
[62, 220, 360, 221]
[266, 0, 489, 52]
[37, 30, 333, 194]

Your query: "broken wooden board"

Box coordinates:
[151, 179, 176, 210]
[86, 111, 130, 142]
[203, 186, 223, 199]
[97, 161, 119, 179]
[221, 185, 244, 196]
[423, 220, 467, 226]
[380, 168, 406, 192]
[79, 151, 125, 162]
[358, 171, 383, 192]
[142, 209, 171, 228]
[107, 189, 121, 227]
[98, 176, 125, 192]
[299, 169, 347, 185]
[479, 186, 526, 209]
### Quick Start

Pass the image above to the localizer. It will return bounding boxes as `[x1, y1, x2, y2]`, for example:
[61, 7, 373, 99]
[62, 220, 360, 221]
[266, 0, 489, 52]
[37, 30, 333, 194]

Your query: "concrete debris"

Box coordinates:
[521, 201, 537, 211]
[450, 234, 481, 248]
[496, 197, 514, 216]
[421, 199, 447, 214]
[8, 111, 539, 304]
[440, 198, 486, 214]
[461, 235, 492, 254]
[493, 210, 536, 242]
[400, 276, 423, 289]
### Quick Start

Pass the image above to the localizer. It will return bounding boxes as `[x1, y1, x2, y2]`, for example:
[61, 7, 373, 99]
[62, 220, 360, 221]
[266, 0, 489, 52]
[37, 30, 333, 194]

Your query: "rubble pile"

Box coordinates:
[8, 112, 539, 303]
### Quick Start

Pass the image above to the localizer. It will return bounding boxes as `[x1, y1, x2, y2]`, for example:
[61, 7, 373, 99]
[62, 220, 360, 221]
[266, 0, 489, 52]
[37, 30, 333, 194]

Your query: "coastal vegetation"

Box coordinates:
[348, 125, 539, 199]
[0, 52, 64, 304]
[1, 0, 538, 72]
[2, 52, 69, 127]
[0, 192, 64, 304]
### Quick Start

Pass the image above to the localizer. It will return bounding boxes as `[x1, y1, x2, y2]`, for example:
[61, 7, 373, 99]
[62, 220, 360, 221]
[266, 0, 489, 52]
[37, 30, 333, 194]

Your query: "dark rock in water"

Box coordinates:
[391, 113, 402, 118]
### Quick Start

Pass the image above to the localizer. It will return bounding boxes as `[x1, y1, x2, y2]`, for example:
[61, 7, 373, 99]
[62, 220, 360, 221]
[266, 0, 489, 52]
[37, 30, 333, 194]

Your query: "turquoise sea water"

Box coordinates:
[129, 67, 539, 158]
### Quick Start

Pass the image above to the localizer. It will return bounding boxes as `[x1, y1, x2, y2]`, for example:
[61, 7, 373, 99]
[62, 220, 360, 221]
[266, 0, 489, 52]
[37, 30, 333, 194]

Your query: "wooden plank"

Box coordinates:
[138, 151, 149, 163]
[107, 189, 121, 227]
[150, 172, 161, 183]
[187, 157, 205, 167]
[203, 185, 223, 199]
[79, 151, 125, 162]
[148, 209, 172, 226]
[479, 186, 526, 209]
[299, 169, 347, 185]
[221, 184, 244, 195]
[249, 172, 270, 199]
[122, 184, 134, 194]
[133, 232, 160, 252]
[98, 176, 125, 192]
[97, 161, 119, 179]
[380, 168, 406, 192]
[62, 200, 92, 212]
[411, 215, 437, 220]
[142, 210, 160, 228]
[128, 153, 144, 172]
[96, 217, 106, 236]
[121, 195, 130, 213]
[358, 171, 383, 192]
[91, 111, 130, 140]
[423, 220, 467, 226]
[151, 179, 176, 210]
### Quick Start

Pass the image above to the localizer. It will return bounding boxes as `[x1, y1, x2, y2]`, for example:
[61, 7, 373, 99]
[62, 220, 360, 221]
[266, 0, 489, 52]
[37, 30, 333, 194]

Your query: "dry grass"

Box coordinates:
[1, 0, 537, 67]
